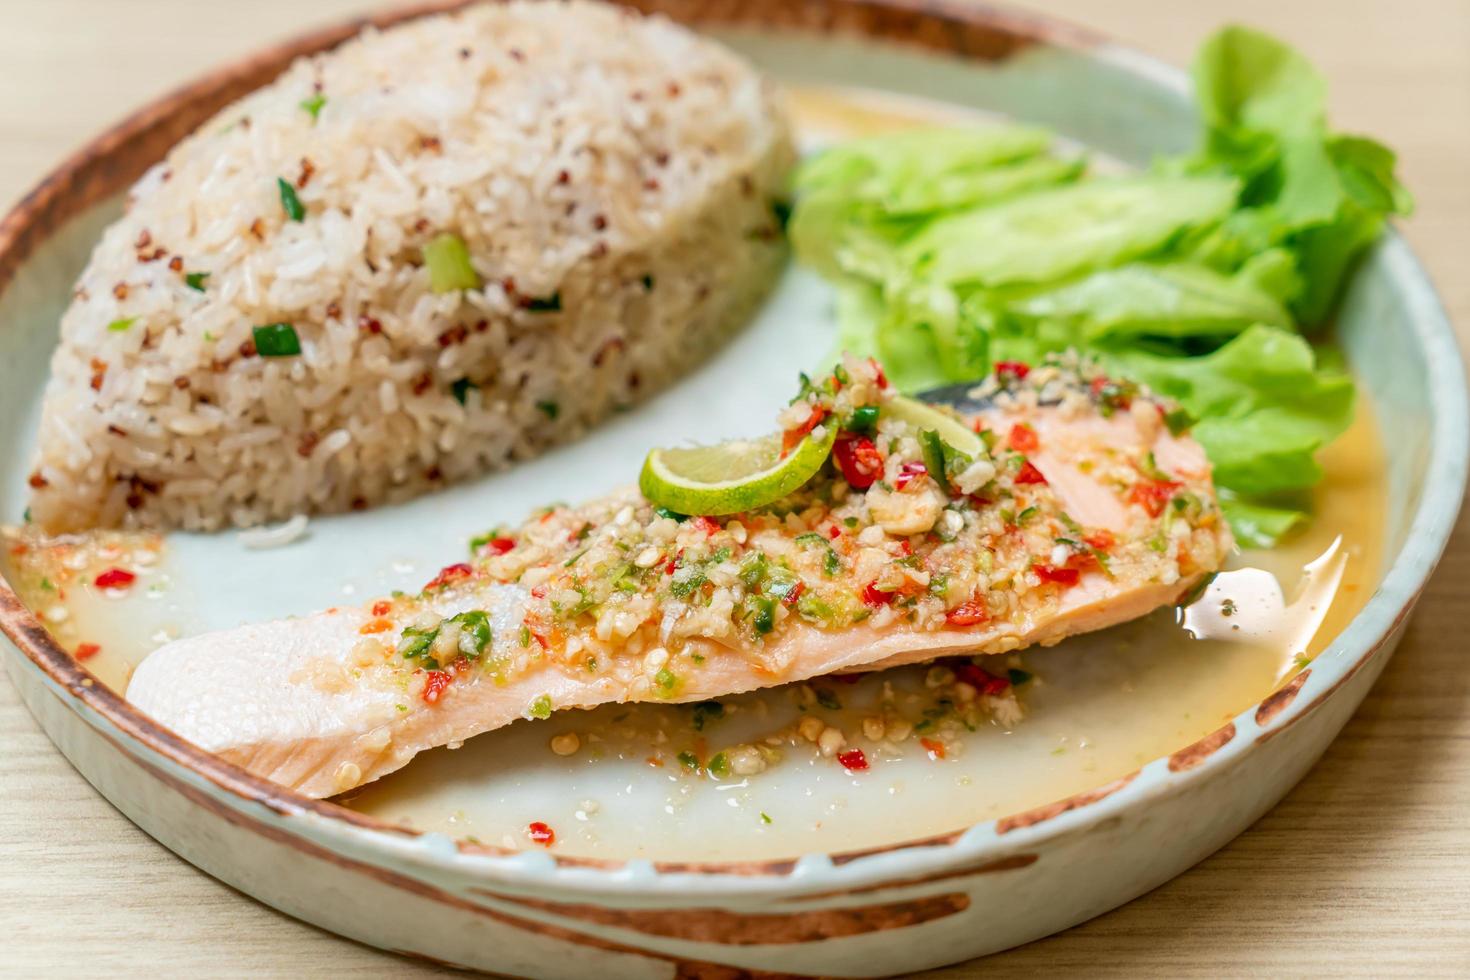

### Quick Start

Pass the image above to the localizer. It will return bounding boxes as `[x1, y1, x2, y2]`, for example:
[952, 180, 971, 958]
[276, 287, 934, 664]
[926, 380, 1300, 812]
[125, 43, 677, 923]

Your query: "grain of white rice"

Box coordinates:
[28, 0, 792, 532]
[236, 514, 310, 550]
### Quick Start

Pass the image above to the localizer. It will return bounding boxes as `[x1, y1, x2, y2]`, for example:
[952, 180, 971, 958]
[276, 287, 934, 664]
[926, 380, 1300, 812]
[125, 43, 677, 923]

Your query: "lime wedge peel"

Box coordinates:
[640, 423, 838, 517]
[883, 395, 986, 458]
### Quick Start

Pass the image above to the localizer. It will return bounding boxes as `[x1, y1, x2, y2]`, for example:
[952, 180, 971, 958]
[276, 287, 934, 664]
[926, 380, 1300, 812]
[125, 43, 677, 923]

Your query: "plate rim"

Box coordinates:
[0, 0, 1464, 894]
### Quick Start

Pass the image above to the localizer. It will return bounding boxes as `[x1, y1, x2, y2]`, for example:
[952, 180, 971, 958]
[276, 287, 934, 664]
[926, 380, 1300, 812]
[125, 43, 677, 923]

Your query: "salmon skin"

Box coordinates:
[127, 355, 1232, 798]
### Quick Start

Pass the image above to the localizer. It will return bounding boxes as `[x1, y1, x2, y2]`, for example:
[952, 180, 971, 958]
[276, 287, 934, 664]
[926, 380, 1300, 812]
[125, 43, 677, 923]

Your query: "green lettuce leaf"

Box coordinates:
[1215, 489, 1309, 550]
[789, 126, 1080, 279]
[904, 176, 1238, 287]
[1097, 325, 1354, 496]
[1001, 259, 1292, 341]
[788, 26, 1405, 546]
[1186, 26, 1413, 325]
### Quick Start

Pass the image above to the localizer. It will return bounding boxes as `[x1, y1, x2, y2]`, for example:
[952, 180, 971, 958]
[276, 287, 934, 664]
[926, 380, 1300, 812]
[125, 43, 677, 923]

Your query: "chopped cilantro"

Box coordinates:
[794, 532, 842, 576]
[770, 198, 793, 230]
[252, 322, 301, 357]
[795, 591, 835, 623]
[106, 317, 136, 332]
[1140, 452, 1173, 482]
[184, 271, 209, 292]
[397, 624, 440, 666]
[300, 93, 327, 121]
[1007, 668, 1032, 686]
[845, 404, 879, 434]
[446, 609, 491, 658]
[451, 378, 477, 405]
[738, 551, 769, 588]
[1163, 407, 1195, 435]
[527, 694, 553, 720]
[536, 400, 560, 420]
[669, 567, 707, 599]
[748, 595, 776, 634]
[277, 177, 305, 221]
[691, 701, 725, 732]
[523, 292, 562, 312]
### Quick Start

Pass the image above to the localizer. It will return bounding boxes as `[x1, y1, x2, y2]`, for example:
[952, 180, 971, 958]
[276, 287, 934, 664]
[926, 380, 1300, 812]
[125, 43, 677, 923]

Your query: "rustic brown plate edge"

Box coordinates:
[0, 0, 1446, 886]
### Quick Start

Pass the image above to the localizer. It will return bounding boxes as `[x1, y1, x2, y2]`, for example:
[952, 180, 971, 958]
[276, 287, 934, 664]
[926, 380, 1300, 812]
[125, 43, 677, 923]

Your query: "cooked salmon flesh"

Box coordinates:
[127, 356, 1232, 797]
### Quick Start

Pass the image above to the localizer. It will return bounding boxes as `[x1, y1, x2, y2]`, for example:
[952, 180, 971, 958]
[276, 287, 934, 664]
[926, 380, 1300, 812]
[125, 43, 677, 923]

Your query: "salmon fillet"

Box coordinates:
[128, 356, 1232, 797]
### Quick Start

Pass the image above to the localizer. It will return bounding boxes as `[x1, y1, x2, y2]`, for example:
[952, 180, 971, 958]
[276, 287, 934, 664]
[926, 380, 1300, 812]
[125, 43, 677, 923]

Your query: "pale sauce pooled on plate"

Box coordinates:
[0, 86, 1386, 862]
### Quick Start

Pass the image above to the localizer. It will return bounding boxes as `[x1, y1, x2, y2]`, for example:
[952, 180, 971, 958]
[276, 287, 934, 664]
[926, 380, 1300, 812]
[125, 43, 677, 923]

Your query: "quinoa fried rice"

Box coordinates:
[27, 0, 793, 533]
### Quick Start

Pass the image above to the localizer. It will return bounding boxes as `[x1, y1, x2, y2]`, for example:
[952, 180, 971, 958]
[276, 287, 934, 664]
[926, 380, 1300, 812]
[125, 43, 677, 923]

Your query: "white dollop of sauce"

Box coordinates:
[1182, 536, 1347, 677]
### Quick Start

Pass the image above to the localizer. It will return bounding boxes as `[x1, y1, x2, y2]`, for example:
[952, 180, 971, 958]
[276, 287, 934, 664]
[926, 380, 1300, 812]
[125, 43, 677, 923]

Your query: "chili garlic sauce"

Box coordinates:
[0, 87, 1386, 861]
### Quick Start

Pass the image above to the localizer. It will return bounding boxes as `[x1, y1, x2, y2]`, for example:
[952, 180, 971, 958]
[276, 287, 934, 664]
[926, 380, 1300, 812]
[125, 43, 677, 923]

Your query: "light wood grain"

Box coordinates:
[2, 0, 1467, 976]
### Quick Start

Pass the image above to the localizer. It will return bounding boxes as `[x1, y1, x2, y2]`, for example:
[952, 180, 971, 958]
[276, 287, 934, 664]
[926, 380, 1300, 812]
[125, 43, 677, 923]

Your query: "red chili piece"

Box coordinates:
[1090, 375, 1133, 409]
[894, 460, 928, 491]
[833, 435, 883, 489]
[920, 736, 947, 760]
[861, 582, 894, 607]
[837, 749, 869, 771]
[1129, 479, 1180, 518]
[868, 358, 889, 389]
[526, 821, 556, 846]
[1007, 423, 1039, 454]
[994, 360, 1030, 381]
[780, 406, 829, 456]
[1084, 530, 1116, 551]
[485, 537, 516, 555]
[691, 515, 721, 537]
[74, 643, 101, 661]
[371, 600, 392, 617]
[423, 562, 473, 591]
[1033, 563, 1080, 586]
[954, 662, 1011, 696]
[945, 599, 989, 627]
[1014, 460, 1048, 485]
[421, 670, 453, 705]
[94, 568, 136, 590]
[782, 581, 805, 607]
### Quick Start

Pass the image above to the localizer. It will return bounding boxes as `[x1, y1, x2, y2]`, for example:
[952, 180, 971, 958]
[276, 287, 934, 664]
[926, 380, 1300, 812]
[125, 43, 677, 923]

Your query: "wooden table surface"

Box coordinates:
[3, 0, 1468, 976]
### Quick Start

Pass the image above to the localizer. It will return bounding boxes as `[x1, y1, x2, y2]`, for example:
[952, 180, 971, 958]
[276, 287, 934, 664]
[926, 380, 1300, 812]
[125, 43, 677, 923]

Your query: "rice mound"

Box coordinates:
[28, 0, 792, 532]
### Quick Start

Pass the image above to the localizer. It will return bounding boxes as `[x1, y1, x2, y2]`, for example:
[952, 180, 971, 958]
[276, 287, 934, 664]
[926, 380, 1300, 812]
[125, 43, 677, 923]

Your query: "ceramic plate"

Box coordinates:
[1, 2, 1464, 976]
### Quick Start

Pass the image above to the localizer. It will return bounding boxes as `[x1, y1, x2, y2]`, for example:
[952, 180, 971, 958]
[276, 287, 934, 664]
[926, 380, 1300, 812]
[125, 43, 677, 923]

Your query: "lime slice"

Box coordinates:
[883, 395, 986, 457]
[641, 424, 838, 516]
